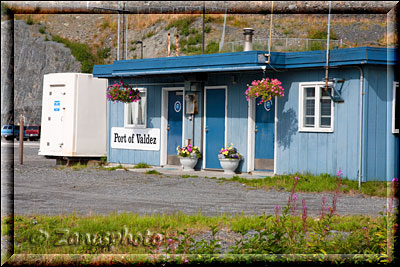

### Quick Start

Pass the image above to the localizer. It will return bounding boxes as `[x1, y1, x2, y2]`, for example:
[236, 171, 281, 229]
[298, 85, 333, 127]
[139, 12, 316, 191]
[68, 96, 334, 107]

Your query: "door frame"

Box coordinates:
[160, 87, 185, 166]
[247, 96, 278, 173]
[203, 85, 228, 169]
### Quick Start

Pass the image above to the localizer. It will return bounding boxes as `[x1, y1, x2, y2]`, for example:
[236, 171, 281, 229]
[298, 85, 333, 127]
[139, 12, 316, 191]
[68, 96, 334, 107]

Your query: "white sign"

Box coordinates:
[111, 127, 160, 150]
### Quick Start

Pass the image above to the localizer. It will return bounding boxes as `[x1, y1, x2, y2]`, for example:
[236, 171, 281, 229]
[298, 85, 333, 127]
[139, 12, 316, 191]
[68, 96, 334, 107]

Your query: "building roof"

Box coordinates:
[93, 47, 398, 78]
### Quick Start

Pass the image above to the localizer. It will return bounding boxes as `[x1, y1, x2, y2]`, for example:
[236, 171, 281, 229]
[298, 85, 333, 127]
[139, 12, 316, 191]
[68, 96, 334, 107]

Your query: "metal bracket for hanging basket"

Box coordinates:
[325, 78, 345, 103]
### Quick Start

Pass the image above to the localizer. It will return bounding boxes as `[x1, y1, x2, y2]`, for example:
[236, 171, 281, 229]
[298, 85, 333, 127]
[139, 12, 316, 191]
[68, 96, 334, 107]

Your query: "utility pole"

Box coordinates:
[19, 115, 24, 165]
[202, 1, 205, 54]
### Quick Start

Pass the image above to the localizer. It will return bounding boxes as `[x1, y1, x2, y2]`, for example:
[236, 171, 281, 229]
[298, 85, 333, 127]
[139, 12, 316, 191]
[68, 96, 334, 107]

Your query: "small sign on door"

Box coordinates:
[54, 101, 60, 111]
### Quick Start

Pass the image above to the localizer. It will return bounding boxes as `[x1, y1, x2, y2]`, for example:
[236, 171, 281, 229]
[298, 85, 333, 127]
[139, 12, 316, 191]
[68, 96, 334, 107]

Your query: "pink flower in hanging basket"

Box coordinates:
[106, 80, 141, 104]
[245, 77, 285, 104]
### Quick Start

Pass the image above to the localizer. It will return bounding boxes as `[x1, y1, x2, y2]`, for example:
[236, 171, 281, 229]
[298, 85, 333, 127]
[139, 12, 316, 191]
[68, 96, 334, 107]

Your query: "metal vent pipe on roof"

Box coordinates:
[243, 28, 254, 51]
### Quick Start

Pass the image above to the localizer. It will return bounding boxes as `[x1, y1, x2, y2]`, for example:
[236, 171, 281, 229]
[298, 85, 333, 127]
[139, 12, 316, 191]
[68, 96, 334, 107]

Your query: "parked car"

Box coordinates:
[25, 125, 41, 141]
[1, 124, 15, 140]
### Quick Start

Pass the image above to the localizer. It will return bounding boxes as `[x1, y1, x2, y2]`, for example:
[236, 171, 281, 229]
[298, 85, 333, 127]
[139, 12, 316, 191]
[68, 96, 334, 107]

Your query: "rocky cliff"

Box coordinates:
[1, 20, 81, 126]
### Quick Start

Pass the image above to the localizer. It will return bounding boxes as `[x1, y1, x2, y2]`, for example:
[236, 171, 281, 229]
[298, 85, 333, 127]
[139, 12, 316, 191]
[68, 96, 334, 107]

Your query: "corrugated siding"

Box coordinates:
[275, 68, 361, 180]
[363, 65, 389, 181]
[107, 77, 184, 166]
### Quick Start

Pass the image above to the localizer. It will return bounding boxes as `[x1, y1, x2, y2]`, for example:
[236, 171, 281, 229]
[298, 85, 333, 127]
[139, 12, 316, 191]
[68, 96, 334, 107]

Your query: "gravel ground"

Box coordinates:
[1, 140, 390, 217]
[1, 140, 395, 258]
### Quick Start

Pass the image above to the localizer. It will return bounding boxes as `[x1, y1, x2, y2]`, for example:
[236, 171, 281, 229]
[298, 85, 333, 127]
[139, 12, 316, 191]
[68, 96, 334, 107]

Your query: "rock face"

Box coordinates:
[2, 20, 81, 126]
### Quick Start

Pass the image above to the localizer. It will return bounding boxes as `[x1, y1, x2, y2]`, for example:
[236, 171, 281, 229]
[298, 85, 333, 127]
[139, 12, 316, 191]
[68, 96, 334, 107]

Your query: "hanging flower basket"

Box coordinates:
[245, 78, 285, 105]
[106, 81, 141, 103]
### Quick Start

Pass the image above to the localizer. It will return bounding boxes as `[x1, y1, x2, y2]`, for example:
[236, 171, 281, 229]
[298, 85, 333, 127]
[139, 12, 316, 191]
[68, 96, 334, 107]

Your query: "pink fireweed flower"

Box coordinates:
[302, 199, 308, 231]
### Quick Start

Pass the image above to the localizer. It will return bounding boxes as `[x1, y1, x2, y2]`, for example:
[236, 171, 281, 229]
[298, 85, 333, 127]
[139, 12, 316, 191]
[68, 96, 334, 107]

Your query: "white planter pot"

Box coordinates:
[179, 157, 198, 171]
[219, 158, 240, 175]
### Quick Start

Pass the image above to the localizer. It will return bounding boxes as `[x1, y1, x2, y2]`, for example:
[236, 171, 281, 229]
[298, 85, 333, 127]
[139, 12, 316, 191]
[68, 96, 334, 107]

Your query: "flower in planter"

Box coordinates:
[245, 78, 285, 105]
[218, 143, 242, 160]
[177, 144, 201, 158]
[106, 80, 141, 103]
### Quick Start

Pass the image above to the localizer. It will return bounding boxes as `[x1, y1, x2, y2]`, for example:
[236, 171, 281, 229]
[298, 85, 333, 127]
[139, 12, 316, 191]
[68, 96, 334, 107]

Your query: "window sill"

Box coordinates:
[298, 127, 334, 133]
[124, 125, 147, 129]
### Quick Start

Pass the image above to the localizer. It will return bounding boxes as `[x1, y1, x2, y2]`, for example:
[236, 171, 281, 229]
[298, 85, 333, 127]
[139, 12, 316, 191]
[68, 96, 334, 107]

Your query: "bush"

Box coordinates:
[26, 15, 34, 25]
[96, 47, 111, 59]
[51, 34, 96, 73]
[205, 41, 219, 54]
[308, 28, 338, 40]
[38, 26, 46, 34]
[165, 16, 197, 36]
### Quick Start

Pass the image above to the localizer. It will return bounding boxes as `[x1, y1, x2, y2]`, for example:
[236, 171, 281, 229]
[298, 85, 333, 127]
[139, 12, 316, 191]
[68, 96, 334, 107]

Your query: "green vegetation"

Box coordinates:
[71, 162, 88, 171]
[50, 34, 110, 73]
[133, 162, 151, 169]
[38, 25, 46, 34]
[25, 15, 34, 25]
[307, 28, 338, 40]
[145, 170, 162, 175]
[218, 173, 389, 197]
[181, 175, 198, 178]
[205, 41, 219, 54]
[143, 31, 155, 39]
[1, 2, 11, 16]
[96, 47, 110, 60]
[100, 21, 110, 29]
[51, 34, 95, 73]
[99, 164, 127, 171]
[165, 16, 197, 36]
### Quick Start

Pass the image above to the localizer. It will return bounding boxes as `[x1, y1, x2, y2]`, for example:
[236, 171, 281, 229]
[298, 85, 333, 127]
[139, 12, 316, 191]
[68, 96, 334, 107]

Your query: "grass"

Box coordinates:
[145, 170, 162, 175]
[4, 211, 392, 256]
[216, 173, 389, 198]
[181, 175, 198, 178]
[133, 162, 151, 169]
[99, 164, 127, 171]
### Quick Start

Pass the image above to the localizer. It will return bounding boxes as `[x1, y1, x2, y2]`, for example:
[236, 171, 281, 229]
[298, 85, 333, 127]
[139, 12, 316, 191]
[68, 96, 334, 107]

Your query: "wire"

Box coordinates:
[267, 1, 274, 63]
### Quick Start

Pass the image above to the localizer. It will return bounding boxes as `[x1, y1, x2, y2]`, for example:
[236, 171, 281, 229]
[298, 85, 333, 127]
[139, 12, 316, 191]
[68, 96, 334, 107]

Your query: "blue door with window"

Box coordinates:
[167, 91, 183, 164]
[205, 88, 226, 169]
[255, 98, 274, 170]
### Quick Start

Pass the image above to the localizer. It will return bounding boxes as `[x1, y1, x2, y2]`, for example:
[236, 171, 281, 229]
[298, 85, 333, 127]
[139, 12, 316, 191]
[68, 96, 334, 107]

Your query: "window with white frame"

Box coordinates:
[393, 81, 399, 134]
[124, 88, 147, 128]
[299, 82, 334, 132]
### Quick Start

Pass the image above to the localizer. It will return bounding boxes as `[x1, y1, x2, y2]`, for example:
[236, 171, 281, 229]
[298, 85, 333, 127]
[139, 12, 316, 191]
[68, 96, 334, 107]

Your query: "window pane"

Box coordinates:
[127, 91, 146, 126]
[138, 91, 146, 125]
[305, 117, 314, 126]
[321, 99, 331, 116]
[306, 99, 315, 115]
[128, 103, 135, 125]
[305, 87, 315, 97]
[321, 117, 331, 127]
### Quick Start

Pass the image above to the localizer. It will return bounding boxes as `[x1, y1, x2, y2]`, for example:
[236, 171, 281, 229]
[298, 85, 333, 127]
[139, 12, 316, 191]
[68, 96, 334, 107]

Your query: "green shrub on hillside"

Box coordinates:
[205, 41, 219, 54]
[165, 16, 197, 36]
[307, 28, 338, 40]
[51, 34, 95, 73]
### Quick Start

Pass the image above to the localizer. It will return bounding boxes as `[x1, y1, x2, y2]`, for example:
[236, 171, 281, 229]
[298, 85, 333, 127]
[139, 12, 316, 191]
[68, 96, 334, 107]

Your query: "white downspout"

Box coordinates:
[356, 66, 364, 188]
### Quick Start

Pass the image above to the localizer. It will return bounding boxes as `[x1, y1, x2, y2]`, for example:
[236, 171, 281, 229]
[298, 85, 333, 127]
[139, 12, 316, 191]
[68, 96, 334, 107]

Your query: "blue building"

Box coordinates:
[93, 47, 399, 182]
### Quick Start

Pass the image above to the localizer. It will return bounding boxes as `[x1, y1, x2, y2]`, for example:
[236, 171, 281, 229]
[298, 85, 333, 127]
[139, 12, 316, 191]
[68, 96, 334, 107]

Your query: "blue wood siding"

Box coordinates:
[107, 77, 184, 166]
[274, 68, 362, 180]
[363, 65, 397, 181]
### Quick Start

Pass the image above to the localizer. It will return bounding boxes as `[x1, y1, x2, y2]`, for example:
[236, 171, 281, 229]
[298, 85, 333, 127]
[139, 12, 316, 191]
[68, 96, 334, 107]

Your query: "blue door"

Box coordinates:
[205, 88, 226, 169]
[167, 91, 183, 164]
[254, 98, 274, 170]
